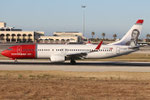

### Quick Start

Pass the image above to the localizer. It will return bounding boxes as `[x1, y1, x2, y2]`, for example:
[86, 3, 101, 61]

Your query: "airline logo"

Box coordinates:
[11, 53, 33, 56]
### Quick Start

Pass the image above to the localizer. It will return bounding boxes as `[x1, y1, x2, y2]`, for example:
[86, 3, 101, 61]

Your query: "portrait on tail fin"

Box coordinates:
[126, 29, 140, 46]
[130, 29, 140, 46]
[108, 19, 143, 46]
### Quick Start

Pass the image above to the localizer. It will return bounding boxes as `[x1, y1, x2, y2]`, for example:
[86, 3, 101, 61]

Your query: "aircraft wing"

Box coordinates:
[66, 41, 103, 59]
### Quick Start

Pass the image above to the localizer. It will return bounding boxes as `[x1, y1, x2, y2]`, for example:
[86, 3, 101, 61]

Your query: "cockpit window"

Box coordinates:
[7, 49, 12, 51]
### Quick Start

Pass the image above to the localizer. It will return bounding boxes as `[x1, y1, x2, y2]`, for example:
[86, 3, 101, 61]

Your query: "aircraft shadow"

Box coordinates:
[0, 61, 150, 67]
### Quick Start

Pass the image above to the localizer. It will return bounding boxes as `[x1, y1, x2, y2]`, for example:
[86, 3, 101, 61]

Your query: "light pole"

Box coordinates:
[81, 5, 86, 37]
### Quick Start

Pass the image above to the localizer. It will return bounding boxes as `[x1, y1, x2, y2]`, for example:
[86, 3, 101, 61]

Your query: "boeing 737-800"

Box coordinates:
[1, 19, 144, 64]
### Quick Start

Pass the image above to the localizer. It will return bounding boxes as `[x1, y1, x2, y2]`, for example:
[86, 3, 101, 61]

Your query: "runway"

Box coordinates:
[0, 60, 150, 72]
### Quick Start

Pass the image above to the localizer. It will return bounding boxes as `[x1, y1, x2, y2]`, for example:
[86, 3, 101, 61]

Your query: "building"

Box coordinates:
[53, 32, 83, 37]
[0, 22, 44, 43]
[39, 32, 85, 43]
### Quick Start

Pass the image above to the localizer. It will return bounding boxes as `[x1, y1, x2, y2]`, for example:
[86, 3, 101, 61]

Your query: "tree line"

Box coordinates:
[91, 32, 150, 42]
[91, 32, 117, 40]
[146, 34, 150, 42]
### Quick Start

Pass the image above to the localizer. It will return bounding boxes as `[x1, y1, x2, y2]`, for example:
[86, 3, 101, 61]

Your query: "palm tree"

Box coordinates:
[91, 32, 95, 39]
[113, 34, 117, 40]
[146, 34, 150, 42]
[102, 33, 105, 40]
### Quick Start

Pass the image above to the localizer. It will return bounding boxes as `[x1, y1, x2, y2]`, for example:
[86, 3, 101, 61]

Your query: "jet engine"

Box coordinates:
[50, 55, 65, 62]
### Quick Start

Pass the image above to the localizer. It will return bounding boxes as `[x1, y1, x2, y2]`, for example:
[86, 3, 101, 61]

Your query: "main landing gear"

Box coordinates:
[70, 59, 76, 65]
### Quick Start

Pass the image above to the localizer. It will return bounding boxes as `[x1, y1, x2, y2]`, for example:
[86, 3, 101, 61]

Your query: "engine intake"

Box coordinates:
[50, 55, 65, 62]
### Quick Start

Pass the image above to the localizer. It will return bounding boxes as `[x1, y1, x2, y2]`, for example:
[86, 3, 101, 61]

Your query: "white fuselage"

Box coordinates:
[37, 44, 135, 59]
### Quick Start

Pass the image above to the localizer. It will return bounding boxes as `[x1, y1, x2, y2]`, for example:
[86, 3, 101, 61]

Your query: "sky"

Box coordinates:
[0, 0, 150, 39]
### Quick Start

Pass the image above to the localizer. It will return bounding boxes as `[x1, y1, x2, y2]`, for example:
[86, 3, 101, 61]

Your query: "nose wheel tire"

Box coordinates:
[14, 59, 18, 63]
[70, 59, 76, 65]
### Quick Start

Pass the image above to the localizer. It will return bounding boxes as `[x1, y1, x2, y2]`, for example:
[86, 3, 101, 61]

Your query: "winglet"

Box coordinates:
[95, 41, 103, 50]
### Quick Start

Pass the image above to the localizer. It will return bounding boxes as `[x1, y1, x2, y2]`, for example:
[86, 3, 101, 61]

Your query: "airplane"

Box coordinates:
[1, 19, 144, 64]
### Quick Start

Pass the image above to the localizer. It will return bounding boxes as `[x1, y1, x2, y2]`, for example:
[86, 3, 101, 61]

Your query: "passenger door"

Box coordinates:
[17, 46, 22, 53]
[116, 47, 120, 54]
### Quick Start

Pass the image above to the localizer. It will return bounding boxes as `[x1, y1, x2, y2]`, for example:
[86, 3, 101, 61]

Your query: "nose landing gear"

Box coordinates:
[11, 58, 18, 63]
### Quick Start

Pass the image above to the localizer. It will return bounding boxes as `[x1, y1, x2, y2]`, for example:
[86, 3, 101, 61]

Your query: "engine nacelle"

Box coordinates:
[50, 55, 65, 62]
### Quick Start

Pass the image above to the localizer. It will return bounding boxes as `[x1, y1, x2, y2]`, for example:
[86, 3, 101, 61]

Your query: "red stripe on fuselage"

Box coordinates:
[2, 44, 36, 59]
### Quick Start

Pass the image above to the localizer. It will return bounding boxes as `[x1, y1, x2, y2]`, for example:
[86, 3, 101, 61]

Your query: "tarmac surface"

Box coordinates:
[0, 60, 150, 72]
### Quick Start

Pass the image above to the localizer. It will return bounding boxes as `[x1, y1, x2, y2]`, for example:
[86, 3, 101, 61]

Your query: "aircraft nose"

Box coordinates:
[1, 50, 8, 57]
[1, 50, 5, 56]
